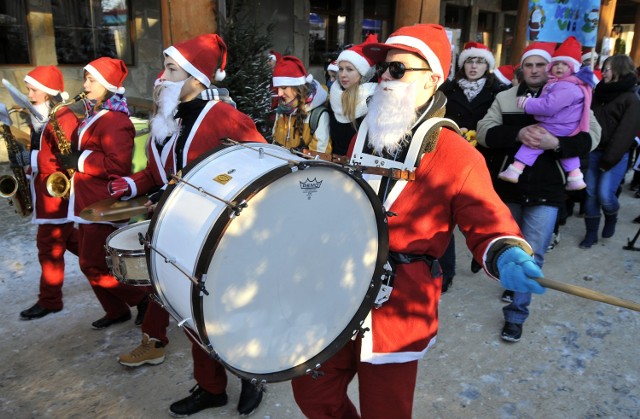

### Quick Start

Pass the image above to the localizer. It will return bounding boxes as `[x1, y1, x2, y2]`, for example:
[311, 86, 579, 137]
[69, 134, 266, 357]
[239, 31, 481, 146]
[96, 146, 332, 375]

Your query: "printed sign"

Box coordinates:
[527, 0, 600, 47]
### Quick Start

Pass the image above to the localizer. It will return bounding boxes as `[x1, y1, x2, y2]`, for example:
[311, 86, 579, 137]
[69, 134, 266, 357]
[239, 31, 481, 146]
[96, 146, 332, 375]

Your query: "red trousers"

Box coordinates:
[78, 223, 147, 318]
[141, 297, 170, 346]
[291, 339, 418, 419]
[187, 332, 228, 395]
[36, 222, 78, 310]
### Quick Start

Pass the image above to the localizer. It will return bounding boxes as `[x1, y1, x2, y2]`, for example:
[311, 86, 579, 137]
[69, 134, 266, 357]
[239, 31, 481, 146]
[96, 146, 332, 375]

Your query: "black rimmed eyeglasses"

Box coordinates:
[375, 61, 432, 80]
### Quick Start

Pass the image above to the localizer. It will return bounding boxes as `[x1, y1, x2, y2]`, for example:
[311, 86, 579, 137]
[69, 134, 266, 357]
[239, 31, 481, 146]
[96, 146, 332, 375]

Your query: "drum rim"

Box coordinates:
[192, 160, 389, 383]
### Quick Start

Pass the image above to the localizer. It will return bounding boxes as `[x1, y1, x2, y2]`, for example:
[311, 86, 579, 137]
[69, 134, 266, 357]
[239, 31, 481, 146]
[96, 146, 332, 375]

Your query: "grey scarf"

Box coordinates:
[457, 78, 486, 102]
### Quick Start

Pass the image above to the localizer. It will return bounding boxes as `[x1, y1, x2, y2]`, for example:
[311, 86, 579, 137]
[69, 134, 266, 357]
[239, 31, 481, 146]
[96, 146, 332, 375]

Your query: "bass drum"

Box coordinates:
[146, 143, 388, 383]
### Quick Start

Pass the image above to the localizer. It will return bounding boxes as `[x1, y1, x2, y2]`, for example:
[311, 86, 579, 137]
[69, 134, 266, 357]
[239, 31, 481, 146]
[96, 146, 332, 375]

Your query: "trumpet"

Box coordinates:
[46, 93, 86, 198]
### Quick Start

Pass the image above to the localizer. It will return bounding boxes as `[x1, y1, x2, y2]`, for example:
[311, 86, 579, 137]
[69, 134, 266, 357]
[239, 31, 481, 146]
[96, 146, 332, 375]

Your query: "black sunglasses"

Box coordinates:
[375, 61, 431, 80]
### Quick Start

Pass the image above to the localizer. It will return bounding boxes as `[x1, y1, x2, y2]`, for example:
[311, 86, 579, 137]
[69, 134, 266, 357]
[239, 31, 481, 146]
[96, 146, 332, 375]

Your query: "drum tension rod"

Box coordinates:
[169, 174, 248, 216]
[138, 232, 209, 296]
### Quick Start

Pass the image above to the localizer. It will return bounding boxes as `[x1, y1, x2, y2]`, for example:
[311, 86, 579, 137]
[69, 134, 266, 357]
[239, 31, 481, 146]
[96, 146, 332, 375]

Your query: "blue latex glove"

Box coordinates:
[497, 247, 546, 294]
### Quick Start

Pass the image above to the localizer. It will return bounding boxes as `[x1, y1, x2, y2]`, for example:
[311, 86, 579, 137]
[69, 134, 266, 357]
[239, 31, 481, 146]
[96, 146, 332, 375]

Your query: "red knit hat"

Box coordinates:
[163, 34, 228, 87]
[24, 66, 68, 100]
[337, 34, 379, 78]
[458, 42, 495, 70]
[272, 56, 313, 87]
[520, 42, 555, 65]
[84, 57, 128, 94]
[362, 24, 452, 88]
[551, 36, 582, 73]
[494, 64, 515, 86]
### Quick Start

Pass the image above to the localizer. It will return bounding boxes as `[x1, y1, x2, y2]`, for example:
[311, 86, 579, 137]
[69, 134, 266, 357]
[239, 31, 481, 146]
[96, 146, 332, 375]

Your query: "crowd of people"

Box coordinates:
[3, 22, 640, 418]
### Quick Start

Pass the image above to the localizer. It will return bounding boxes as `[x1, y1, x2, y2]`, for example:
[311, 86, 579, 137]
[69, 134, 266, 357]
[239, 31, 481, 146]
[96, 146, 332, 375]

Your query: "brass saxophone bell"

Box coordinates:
[45, 171, 71, 198]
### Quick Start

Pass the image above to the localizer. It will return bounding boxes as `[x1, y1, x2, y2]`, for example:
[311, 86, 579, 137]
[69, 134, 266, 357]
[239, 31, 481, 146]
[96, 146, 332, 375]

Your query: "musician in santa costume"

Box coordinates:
[272, 56, 332, 153]
[329, 34, 378, 156]
[57, 57, 148, 330]
[291, 24, 548, 418]
[19, 66, 80, 320]
[107, 33, 266, 417]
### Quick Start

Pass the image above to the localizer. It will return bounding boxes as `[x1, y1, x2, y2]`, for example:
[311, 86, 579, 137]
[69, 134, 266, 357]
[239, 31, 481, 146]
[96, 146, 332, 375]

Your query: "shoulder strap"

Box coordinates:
[309, 106, 328, 136]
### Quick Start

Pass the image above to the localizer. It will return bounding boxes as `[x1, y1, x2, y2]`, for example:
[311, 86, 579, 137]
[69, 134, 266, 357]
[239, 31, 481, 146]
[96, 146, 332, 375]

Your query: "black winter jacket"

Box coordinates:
[591, 75, 640, 171]
[439, 78, 506, 130]
[477, 82, 601, 207]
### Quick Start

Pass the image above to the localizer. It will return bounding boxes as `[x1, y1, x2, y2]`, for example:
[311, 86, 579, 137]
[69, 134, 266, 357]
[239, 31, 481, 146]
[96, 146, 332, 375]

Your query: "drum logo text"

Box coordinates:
[300, 178, 322, 199]
[213, 174, 233, 184]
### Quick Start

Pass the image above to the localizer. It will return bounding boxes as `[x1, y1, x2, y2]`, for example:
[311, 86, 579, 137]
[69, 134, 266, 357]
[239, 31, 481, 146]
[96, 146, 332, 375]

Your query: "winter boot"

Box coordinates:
[579, 216, 600, 249]
[602, 211, 618, 238]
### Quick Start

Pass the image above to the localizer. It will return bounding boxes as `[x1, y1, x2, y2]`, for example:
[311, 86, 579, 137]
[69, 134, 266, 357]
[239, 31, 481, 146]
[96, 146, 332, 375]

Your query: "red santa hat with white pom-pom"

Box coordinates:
[458, 42, 496, 70]
[551, 36, 583, 73]
[272, 56, 313, 87]
[84, 57, 128, 94]
[163, 33, 228, 87]
[337, 33, 379, 79]
[24, 65, 69, 101]
[493, 64, 515, 86]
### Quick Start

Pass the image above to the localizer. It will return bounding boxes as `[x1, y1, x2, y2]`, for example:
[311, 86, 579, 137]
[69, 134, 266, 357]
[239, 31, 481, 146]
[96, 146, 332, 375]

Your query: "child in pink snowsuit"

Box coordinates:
[499, 36, 594, 190]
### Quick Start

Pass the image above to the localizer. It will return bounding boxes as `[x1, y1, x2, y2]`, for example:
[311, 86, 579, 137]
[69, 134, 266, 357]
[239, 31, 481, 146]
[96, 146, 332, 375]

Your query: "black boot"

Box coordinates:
[169, 385, 227, 417]
[237, 379, 263, 416]
[602, 211, 618, 238]
[579, 217, 600, 249]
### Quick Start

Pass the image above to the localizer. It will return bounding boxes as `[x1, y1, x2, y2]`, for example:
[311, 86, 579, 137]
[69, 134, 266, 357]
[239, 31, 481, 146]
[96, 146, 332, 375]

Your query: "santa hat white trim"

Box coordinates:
[385, 35, 445, 87]
[272, 74, 313, 88]
[520, 49, 552, 65]
[23, 75, 60, 97]
[551, 55, 580, 73]
[493, 68, 511, 86]
[164, 45, 211, 88]
[84, 64, 126, 94]
[327, 62, 339, 72]
[581, 51, 598, 62]
[338, 50, 371, 77]
[458, 47, 495, 70]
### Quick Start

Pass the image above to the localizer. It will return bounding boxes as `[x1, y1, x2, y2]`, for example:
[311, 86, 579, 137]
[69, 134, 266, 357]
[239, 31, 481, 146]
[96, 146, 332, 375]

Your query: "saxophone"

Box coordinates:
[0, 123, 33, 217]
[46, 93, 86, 198]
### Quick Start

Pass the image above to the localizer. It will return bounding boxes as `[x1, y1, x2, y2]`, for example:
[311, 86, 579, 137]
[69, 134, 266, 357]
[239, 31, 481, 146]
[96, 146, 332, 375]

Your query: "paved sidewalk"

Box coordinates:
[0, 163, 638, 418]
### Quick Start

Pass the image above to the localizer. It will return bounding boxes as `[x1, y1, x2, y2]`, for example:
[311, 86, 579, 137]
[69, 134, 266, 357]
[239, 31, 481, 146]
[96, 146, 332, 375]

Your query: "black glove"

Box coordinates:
[148, 189, 165, 204]
[56, 151, 81, 171]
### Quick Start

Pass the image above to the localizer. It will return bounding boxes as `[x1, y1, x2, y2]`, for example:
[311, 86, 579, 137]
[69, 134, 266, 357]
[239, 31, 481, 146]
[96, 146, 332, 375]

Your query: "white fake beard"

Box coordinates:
[30, 102, 51, 134]
[365, 80, 418, 156]
[150, 79, 185, 144]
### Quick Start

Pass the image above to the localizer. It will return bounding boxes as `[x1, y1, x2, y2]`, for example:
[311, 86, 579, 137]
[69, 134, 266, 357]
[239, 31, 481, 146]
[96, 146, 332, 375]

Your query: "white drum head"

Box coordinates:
[107, 221, 149, 252]
[194, 163, 386, 381]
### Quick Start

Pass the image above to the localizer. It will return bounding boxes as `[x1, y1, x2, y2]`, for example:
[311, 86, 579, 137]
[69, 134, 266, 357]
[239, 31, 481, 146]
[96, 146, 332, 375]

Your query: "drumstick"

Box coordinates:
[535, 277, 640, 312]
[99, 205, 147, 217]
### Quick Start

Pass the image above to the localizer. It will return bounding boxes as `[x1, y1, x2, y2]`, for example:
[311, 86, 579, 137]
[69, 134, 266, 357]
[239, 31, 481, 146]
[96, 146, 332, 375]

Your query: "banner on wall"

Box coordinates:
[527, 0, 600, 47]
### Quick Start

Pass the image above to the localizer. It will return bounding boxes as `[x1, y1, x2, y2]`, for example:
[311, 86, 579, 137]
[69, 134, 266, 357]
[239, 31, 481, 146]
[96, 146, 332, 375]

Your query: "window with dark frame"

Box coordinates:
[0, 1, 31, 65]
[52, 0, 133, 65]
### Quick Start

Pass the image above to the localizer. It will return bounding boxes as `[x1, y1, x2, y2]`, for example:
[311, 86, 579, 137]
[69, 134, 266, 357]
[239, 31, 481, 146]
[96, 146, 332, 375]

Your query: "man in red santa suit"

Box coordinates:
[107, 33, 266, 417]
[18, 66, 80, 320]
[291, 24, 548, 418]
[57, 57, 149, 330]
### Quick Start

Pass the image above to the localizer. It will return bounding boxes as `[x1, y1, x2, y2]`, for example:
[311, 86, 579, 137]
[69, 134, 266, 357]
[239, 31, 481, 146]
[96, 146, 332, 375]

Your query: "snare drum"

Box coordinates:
[106, 220, 150, 285]
[146, 143, 388, 382]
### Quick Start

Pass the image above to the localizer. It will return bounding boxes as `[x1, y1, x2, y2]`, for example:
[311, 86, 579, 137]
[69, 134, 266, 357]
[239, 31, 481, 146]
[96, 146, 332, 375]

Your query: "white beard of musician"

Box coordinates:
[150, 79, 185, 145]
[30, 102, 51, 134]
[365, 80, 418, 156]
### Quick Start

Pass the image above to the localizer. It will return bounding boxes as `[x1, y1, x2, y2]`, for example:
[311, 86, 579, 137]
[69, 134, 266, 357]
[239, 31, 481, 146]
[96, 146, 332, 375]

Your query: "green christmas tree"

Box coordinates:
[219, 0, 274, 138]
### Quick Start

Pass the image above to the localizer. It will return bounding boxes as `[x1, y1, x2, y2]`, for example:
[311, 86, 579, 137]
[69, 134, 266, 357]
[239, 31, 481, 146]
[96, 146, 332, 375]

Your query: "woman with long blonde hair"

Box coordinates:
[328, 34, 378, 156]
